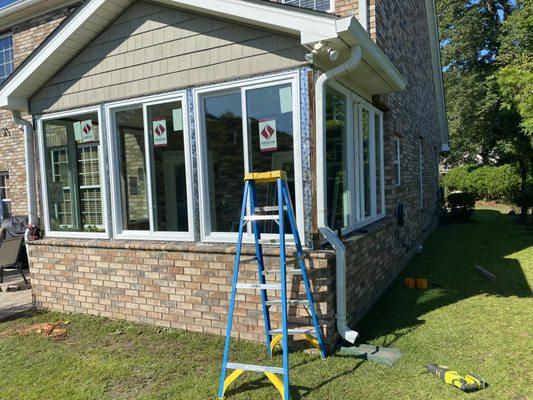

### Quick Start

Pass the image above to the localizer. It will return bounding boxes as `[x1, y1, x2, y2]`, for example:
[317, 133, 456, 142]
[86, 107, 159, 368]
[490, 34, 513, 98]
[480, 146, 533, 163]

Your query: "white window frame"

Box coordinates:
[393, 136, 401, 187]
[105, 91, 195, 241]
[326, 81, 386, 233]
[281, 0, 335, 13]
[194, 71, 304, 244]
[0, 171, 10, 219]
[36, 106, 110, 239]
[0, 32, 13, 84]
[419, 138, 424, 208]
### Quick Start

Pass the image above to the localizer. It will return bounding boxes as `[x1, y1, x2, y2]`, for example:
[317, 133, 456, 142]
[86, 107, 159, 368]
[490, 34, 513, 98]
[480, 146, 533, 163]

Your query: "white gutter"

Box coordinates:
[12, 111, 38, 242]
[314, 45, 362, 344]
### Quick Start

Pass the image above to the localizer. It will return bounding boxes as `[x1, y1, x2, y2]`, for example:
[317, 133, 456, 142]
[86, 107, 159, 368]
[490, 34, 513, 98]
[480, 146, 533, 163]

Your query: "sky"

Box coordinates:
[0, 0, 17, 8]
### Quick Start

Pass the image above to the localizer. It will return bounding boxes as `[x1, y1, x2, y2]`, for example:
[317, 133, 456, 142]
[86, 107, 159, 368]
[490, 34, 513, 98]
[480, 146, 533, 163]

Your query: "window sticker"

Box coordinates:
[74, 120, 95, 143]
[279, 86, 292, 114]
[259, 119, 278, 153]
[153, 119, 168, 147]
[172, 108, 183, 131]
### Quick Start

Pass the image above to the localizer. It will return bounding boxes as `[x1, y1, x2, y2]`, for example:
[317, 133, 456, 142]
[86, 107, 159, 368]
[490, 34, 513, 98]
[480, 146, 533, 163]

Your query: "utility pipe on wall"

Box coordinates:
[12, 111, 38, 242]
[359, 0, 368, 31]
[313, 45, 362, 344]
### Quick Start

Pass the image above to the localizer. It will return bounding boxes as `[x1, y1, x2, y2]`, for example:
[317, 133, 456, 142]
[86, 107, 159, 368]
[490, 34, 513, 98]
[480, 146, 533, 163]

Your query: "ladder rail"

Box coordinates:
[282, 180, 327, 359]
[218, 181, 250, 399]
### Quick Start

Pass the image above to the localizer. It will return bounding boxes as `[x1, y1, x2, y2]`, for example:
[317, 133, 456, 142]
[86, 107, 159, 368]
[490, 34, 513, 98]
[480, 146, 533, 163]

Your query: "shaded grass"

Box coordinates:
[0, 207, 531, 399]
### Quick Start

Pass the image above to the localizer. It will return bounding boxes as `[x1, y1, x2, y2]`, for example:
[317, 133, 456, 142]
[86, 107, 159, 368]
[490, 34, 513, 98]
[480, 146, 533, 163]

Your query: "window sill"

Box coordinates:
[342, 216, 394, 244]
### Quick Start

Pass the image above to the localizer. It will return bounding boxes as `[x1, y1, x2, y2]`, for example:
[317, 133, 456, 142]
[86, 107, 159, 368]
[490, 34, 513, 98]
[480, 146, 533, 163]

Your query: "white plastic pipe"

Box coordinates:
[359, 0, 368, 31]
[12, 111, 38, 242]
[313, 45, 362, 344]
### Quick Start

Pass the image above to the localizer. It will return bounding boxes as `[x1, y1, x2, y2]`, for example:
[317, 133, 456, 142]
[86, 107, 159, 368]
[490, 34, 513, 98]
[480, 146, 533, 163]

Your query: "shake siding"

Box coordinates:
[30, 0, 307, 114]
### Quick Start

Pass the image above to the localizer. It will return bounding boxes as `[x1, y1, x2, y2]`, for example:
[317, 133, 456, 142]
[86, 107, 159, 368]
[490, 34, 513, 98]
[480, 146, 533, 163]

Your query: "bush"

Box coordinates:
[447, 192, 476, 221]
[443, 164, 522, 203]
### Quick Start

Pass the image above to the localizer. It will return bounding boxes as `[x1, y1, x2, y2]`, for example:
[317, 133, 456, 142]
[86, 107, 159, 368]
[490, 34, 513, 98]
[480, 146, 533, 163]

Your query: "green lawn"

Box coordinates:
[0, 207, 531, 400]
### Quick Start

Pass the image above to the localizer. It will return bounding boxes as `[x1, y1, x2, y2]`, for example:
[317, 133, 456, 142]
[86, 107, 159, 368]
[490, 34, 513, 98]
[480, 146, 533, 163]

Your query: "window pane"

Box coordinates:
[0, 172, 10, 220]
[147, 101, 189, 232]
[326, 87, 349, 230]
[204, 92, 244, 233]
[116, 107, 149, 231]
[43, 113, 104, 232]
[375, 113, 383, 215]
[362, 109, 371, 217]
[247, 83, 294, 235]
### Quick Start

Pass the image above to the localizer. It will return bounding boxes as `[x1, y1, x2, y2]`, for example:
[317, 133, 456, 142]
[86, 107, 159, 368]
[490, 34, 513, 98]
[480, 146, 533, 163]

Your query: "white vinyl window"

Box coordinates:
[324, 82, 385, 234]
[106, 92, 194, 241]
[281, 0, 334, 12]
[419, 138, 424, 208]
[37, 107, 109, 238]
[0, 34, 13, 84]
[194, 71, 304, 243]
[393, 137, 401, 186]
[0, 171, 10, 220]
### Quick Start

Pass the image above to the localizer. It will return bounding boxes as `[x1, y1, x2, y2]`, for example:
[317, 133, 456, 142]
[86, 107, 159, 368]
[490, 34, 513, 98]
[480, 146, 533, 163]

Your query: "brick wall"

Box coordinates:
[28, 239, 337, 347]
[0, 5, 79, 218]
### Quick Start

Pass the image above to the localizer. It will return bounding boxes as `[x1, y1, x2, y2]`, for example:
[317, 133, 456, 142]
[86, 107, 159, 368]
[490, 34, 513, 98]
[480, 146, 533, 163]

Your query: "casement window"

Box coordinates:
[106, 92, 194, 240]
[0, 34, 13, 84]
[393, 137, 401, 186]
[419, 138, 424, 208]
[38, 108, 108, 237]
[195, 72, 303, 242]
[325, 83, 385, 233]
[0, 171, 10, 220]
[281, 0, 334, 12]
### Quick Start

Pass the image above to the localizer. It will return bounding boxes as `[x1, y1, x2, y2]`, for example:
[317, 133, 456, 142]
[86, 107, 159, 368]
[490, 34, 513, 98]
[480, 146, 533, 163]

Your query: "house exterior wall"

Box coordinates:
[0, 4, 79, 218]
[6, 0, 443, 348]
[30, 1, 307, 114]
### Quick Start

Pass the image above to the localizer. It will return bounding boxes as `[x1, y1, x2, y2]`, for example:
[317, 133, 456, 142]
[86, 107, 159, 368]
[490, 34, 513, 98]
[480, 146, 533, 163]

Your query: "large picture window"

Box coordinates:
[39, 110, 106, 236]
[325, 82, 385, 233]
[107, 94, 193, 240]
[196, 73, 303, 242]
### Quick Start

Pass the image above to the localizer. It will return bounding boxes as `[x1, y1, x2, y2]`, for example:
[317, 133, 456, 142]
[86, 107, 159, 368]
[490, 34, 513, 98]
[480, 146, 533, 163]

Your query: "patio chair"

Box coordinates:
[0, 236, 28, 285]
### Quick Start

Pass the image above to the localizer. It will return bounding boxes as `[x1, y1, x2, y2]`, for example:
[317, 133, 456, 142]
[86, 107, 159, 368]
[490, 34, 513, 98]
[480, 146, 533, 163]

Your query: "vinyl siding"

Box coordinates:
[30, 0, 307, 114]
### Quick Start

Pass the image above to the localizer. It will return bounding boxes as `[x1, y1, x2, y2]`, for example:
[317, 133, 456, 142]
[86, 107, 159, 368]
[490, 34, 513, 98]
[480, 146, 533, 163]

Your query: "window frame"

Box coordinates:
[0, 32, 14, 84]
[280, 0, 335, 13]
[393, 136, 401, 187]
[419, 138, 424, 208]
[36, 106, 110, 239]
[194, 71, 304, 244]
[105, 91, 195, 241]
[0, 170, 10, 220]
[326, 81, 386, 233]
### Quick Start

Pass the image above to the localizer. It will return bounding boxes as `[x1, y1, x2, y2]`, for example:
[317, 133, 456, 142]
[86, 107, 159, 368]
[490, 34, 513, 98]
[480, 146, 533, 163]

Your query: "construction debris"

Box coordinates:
[339, 344, 402, 366]
[0, 322, 68, 340]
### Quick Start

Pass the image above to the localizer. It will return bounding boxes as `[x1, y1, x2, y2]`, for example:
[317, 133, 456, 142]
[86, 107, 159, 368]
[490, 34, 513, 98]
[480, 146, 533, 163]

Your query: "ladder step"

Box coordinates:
[226, 362, 284, 375]
[263, 269, 302, 275]
[255, 206, 286, 213]
[266, 299, 310, 306]
[244, 215, 279, 222]
[236, 283, 281, 290]
[269, 328, 315, 335]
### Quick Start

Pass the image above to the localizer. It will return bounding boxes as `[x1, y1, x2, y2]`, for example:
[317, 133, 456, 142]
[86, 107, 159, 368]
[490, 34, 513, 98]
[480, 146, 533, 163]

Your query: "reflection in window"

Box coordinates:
[362, 108, 371, 217]
[325, 87, 349, 230]
[0, 35, 13, 84]
[43, 113, 104, 232]
[204, 92, 244, 233]
[247, 83, 294, 234]
[147, 101, 189, 232]
[116, 107, 149, 231]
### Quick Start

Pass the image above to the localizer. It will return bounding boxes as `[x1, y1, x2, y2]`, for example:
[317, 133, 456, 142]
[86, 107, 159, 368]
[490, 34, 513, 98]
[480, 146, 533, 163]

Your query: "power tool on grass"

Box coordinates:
[427, 364, 486, 392]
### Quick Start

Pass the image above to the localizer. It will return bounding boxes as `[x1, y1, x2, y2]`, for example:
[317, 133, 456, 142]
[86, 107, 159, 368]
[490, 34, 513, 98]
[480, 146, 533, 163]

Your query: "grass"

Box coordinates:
[0, 207, 531, 400]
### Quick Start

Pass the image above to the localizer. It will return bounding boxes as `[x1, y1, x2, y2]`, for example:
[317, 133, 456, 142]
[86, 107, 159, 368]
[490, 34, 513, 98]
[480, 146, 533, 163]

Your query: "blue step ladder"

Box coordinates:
[218, 170, 327, 400]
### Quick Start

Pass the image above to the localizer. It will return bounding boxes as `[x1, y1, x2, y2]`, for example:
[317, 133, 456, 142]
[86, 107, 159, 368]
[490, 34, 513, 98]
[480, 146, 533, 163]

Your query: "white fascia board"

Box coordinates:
[336, 16, 407, 92]
[0, 0, 112, 112]
[157, 0, 338, 44]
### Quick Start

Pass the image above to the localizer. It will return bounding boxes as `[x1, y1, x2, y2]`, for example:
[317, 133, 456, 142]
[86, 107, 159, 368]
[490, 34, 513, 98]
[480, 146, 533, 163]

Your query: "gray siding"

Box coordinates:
[30, 0, 307, 113]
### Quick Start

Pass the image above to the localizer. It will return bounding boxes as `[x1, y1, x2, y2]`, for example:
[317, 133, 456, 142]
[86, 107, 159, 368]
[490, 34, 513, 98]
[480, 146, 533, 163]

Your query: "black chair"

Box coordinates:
[0, 236, 28, 285]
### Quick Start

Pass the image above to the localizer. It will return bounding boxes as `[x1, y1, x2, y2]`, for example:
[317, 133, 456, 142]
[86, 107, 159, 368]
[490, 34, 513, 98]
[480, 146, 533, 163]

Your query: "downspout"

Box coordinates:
[313, 45, 362, 344]
[12, 111, 38, 242]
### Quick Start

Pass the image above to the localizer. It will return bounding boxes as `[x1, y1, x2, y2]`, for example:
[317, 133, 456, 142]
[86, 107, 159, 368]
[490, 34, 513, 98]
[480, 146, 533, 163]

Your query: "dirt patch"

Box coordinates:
[0, 322, 68, 340]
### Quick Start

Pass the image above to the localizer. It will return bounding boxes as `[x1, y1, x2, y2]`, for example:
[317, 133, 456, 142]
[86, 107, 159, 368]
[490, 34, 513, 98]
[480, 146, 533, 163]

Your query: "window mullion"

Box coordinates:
[241, 87, 252, 235]
[369, 110, 377, 219]
[143, 104, 156, 234]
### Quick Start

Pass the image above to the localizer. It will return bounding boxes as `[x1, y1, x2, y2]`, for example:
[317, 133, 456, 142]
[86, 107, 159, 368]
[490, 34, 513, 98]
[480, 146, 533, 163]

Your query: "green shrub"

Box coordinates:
[447, 192, 476, 221]
[443, 164, 522, 203]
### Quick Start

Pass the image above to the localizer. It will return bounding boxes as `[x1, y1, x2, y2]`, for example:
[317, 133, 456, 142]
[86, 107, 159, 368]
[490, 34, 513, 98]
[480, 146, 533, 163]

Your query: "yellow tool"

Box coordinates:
[427, 364, 486, 392]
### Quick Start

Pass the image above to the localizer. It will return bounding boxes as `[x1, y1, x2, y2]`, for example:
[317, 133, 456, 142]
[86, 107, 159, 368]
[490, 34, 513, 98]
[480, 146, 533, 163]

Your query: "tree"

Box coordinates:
[438, 0, 532, 218]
